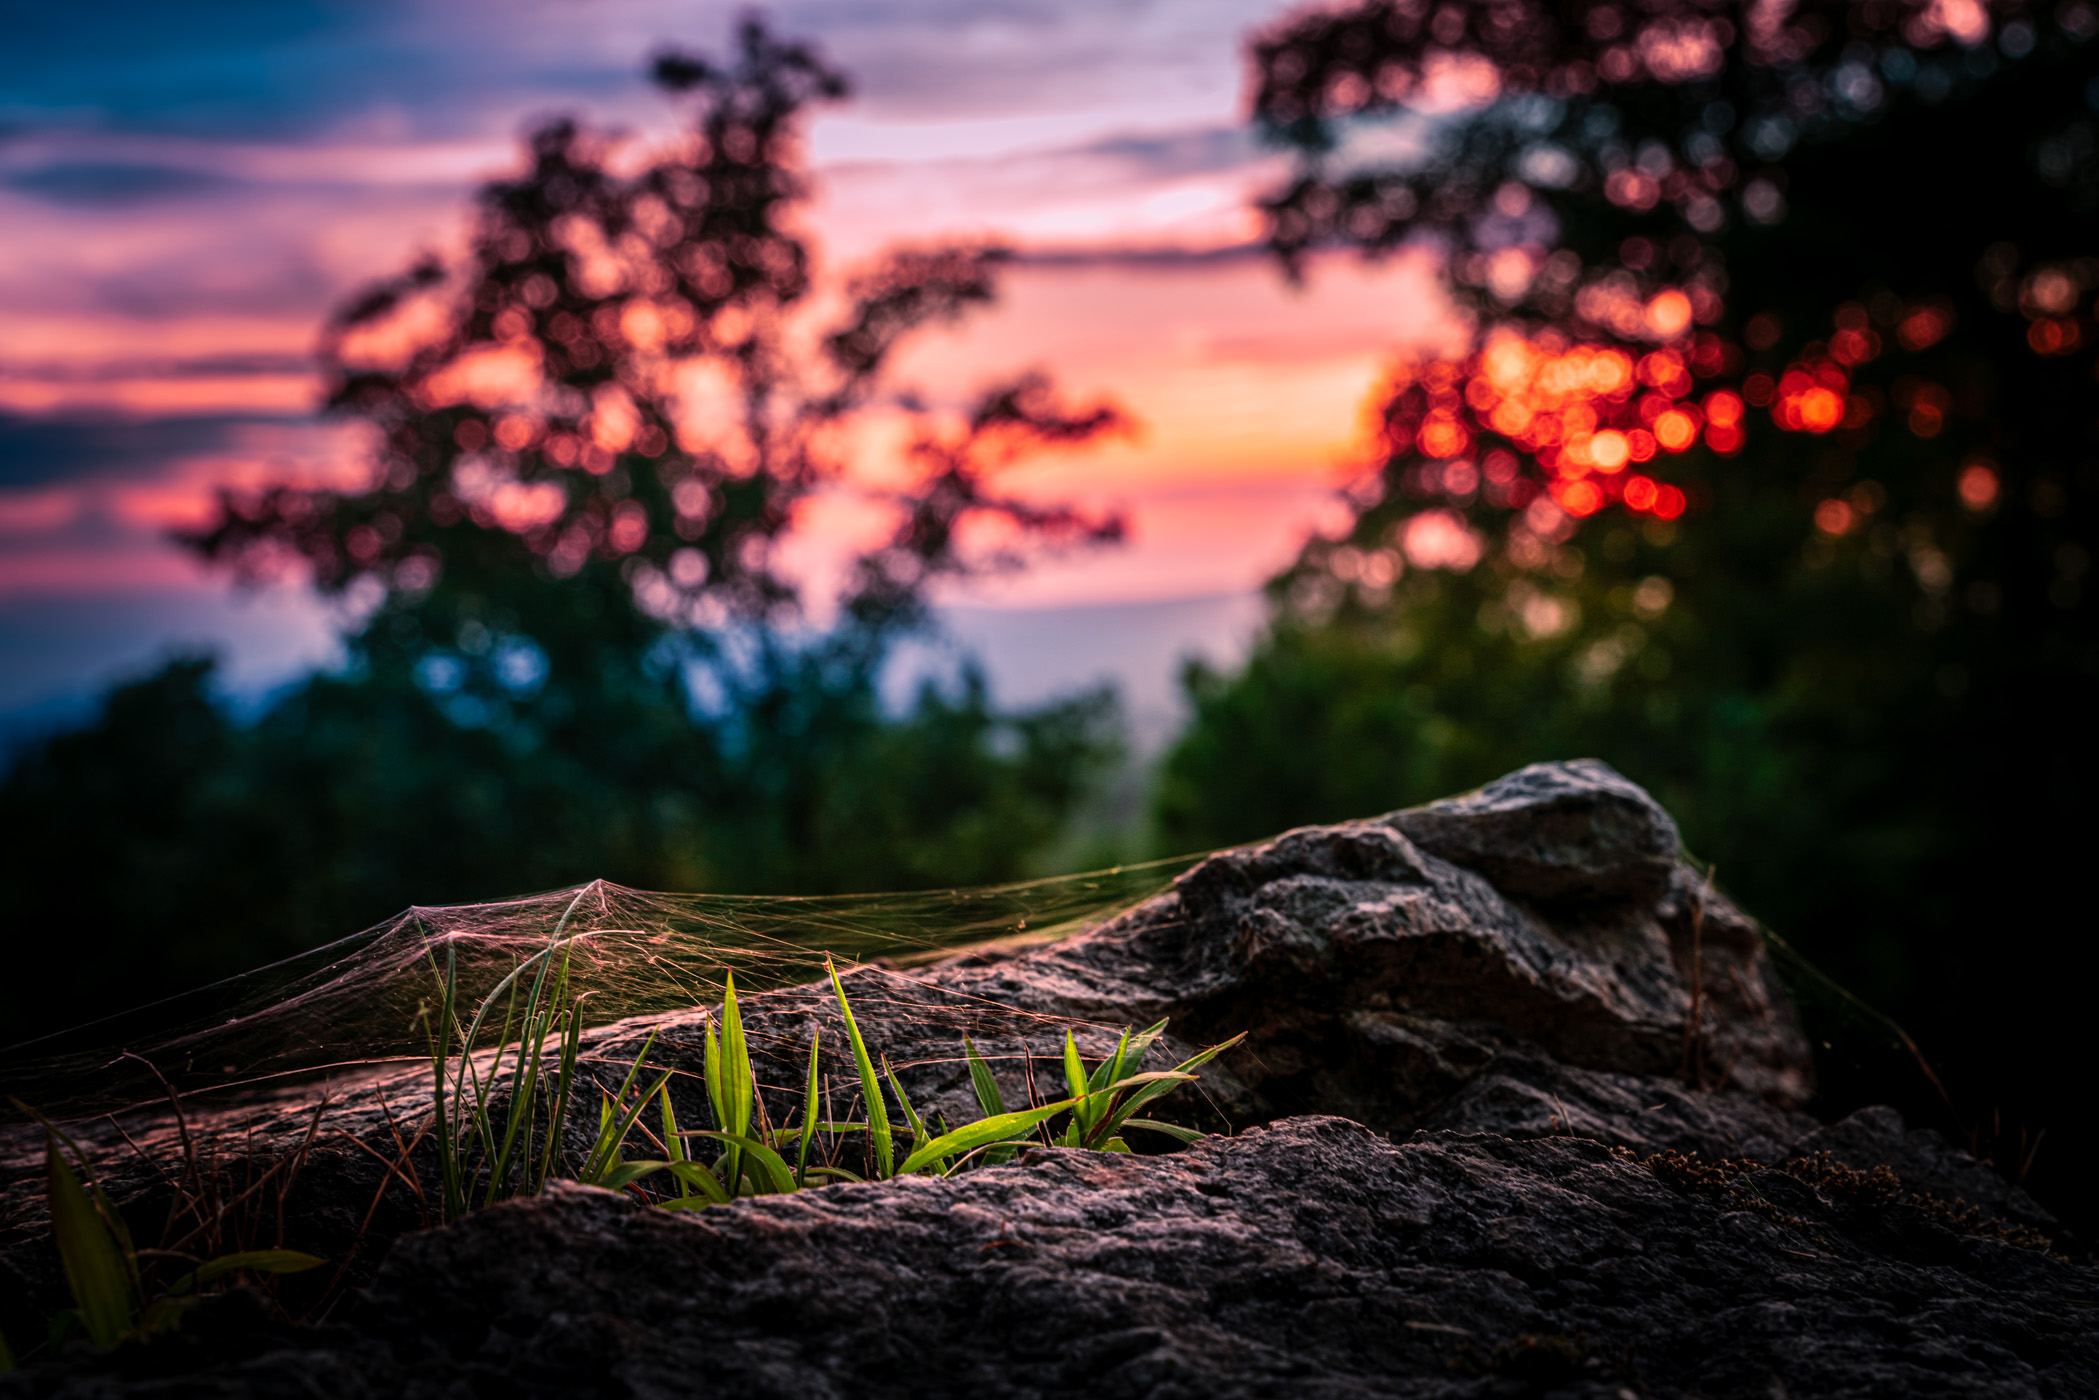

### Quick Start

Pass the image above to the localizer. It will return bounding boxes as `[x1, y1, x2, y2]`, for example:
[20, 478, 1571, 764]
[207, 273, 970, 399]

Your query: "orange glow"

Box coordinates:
[1814, 498, 1856, 535]
[1958, 461, 2000, 511]
[1653, 409, 1698, 452]
[1794, 387, 1844, 433]
[1623, 475, 1659, 511]
[1419, 414, 1471, 457]
[1556, 479, 1604, 516]
[1652, 484, 1686, 519]
[1589, 430, 1630, 472]
[1704, 391, 1744, 428]
[1644, 289, 1694, 339]
[1705, 424, 1744, 454]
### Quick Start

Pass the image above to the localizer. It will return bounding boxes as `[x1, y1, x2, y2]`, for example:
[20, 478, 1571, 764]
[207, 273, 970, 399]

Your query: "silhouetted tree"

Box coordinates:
[0, 21, 1128, 1046]
[1162, 0, 2098, 1220]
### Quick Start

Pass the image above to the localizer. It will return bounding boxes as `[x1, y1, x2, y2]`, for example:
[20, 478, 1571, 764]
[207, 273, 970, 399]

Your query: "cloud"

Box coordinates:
[4, 160, 239, 206]
[0, 413, 308, 488]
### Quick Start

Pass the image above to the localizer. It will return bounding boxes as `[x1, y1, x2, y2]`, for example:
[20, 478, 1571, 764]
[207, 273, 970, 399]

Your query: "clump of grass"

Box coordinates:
[417, 893, 591, 1221]
[4, 1102, 321, 1368]
[567, 957, 1243, 1202]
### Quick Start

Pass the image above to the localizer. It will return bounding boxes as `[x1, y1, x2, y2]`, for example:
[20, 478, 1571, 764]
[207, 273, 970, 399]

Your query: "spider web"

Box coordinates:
[0, 857, 1207, 1122]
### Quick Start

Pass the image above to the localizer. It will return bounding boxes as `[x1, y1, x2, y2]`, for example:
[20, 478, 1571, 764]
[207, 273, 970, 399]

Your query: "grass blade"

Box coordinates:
[1121, 1118, 1205, 1144]
[659, 1083, 689, 1200]
[897, 1098, 1077, 1176]
[165, 1250, 324, 1297]
[1087, 1027, 1132, 1096]
[1097, 1034, 1243, 1141]
[883, 1056, 928, 1150]
[964, 1036, 1007, 1118]
[685, 1131, 799, 1195]
[44, 1132, 134, 1349]
[827, 957, 892, 1178]
[797, 1029, 821, 1189]
[658, 1157, 731, 1207]
[580, 1054, 669, 1184]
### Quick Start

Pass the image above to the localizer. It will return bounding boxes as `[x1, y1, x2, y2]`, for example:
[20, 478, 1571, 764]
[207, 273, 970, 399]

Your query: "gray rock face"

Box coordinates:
[8, 1118, 2093, 1398]
[0, 760, 2076, 1396]
[675, 757, 1811, 1138]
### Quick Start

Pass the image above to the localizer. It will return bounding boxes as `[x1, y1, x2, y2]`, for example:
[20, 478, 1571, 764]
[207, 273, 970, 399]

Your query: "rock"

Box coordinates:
[0, 761, 2076, 1395]
[6, 1118, 2092, 1397]
[1392, 757, 1685, 904]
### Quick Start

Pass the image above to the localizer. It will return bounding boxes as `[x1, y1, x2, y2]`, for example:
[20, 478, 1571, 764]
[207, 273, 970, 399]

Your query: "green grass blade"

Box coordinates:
[703, 1010, 725, 1134]
[1121, 1118, 1205, 1144]
[1087, 1027, 1131, 1095]
[44, 1133, 133, 1348]
[883, 1056, 928, 1148]
[1096, 1038, 1240, 1140]
[721, 971, 752, 1140]
[594, 1160, 673, 1194]
[897, 1098, 1078, 1176]
[719, 972, 752, 1198]
[580, 1060, 670, 1184]
[659, 1084, 689, 1200]
[165, 1250, 325, 1297]
[964, 1036, 1007, 1118]
[686, 1131, 798, 1195]
[797, 1029, 821, 1189]
[827, 957, 892, 1179]
[663, 1159, 731, 1205]
[1062, 1030, 1096, 1133]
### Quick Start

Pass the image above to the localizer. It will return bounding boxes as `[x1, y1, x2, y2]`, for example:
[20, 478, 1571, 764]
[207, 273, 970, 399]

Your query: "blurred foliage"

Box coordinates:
[0, 22, 1126, 1046]
[1164, 0, 2097, 1205]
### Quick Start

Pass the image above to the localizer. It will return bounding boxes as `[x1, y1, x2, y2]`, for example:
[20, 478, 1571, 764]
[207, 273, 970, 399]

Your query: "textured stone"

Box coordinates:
[6, 1118, 2092, 1398]
[0, 761, 2075, 1396]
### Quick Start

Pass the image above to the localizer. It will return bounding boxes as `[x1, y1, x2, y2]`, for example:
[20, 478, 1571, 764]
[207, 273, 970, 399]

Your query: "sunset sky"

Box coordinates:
[0, 0, 1455, 741]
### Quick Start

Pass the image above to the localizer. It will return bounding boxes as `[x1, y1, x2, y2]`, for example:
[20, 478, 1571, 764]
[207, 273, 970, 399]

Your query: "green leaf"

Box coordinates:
[1121, 1118, 1205, 1144]
[663, 1160, 730, 1205]
[44, 1133, 134, 1349]
[580, 1063, 671, 1185]
[1061, 1030, 1090, 1103]
[1098, 1034, 1243, 1141]
[964, 1036, 1007, 1118]
[721, 970, 752, 1141]
[797, 1029, 821, 1189]
[1086, 1026, 1131, 1095]
[687, 1131, 799, 1195]
[165, 1250, 325, 1297]
[883, 1055, 929, 1148]
[658, 1084, 688, 1200]
[828, 957, 893, 1179]
[703, 1012, 725, 1141]
[897, 1098, 1078, 1176]
[594, 1160, 670, 1194]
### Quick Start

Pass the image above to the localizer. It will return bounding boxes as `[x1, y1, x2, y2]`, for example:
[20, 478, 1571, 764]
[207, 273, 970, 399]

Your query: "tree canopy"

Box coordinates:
[1160, 0, 2097, 1215]
[0, 22, 1129, 1046]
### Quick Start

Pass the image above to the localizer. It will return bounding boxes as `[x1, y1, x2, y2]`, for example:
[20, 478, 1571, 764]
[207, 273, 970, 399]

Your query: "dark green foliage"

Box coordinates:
[1165, 0, 2099, 1220]
[0, 653, 1116, 1046]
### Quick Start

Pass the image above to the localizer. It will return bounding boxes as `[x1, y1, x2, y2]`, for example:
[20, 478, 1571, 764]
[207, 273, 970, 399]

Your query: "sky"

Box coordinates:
[0, 0, 1454, 741]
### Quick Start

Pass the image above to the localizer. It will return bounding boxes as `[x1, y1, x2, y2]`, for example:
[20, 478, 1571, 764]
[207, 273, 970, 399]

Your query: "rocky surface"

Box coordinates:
[0, 760, 2084, 1395]
[8, 1117, 2096, 1398]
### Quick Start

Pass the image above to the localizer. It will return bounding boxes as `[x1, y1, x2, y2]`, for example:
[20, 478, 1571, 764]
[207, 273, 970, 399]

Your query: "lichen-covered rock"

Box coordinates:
[6, 1118, 2091, 1398]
